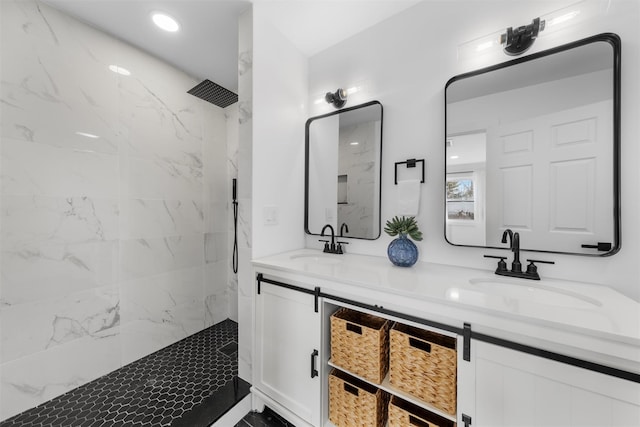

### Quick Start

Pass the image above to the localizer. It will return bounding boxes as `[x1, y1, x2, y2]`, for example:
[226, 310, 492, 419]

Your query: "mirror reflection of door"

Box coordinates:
[486, 101, 612, 250]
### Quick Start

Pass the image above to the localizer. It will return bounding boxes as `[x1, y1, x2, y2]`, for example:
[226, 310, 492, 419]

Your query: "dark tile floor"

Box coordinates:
[1, 319, 294, 427]
[0, 320, 250, 427]
[236, 407, 296, 427]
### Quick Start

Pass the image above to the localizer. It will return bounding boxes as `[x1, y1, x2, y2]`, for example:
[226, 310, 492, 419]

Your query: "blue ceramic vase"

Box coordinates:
[387, 234, 418, 267]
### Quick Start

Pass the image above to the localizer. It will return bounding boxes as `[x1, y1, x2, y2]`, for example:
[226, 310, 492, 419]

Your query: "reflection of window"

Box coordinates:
[446, 177, 475, 220]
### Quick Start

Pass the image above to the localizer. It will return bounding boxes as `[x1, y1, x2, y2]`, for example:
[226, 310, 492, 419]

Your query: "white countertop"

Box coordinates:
[253, 249, 640, 371]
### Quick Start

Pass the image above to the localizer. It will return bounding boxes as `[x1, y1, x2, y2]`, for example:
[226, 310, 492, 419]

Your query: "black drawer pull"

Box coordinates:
[409, 415, 430, 427]
[409, 337, 431, 353]
[346, 323, 362, 334]
[310, 350, 318, 378]
[343, 383, 359, 396]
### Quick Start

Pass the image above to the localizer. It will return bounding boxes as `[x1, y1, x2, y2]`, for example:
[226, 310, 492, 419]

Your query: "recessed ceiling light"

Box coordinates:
[152, 12, 180, 32]
[350, 142, 359, 146]
[108, 65, 131, 76]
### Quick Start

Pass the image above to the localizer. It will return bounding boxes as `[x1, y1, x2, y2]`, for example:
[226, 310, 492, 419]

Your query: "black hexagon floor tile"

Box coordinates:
[1, 319, 247, 427]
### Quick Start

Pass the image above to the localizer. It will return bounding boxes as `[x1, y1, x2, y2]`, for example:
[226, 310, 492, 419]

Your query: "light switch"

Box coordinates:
[263, 205, 278, 226]
[325, 208, 334, 222]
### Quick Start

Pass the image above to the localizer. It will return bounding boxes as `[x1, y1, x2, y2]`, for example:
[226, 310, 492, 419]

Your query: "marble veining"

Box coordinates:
[238, 50, 253, 77]
[1, 195, 119, 245]
[136, 80, 199, 140]
[47, 302, 119, 348]
[0, 239, 118, 306]
[121, 198, 204, 239]
[238, 100, 253, 125]
[0, 0, 234, 420]
[1, 286, 120, 363]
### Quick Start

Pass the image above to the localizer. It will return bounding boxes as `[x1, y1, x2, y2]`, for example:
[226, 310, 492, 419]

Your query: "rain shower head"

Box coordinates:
[187, 79, 238, 108]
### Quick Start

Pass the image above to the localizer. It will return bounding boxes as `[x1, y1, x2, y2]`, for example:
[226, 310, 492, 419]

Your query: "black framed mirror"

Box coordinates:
[305, 101, 383, 240]
[445, 33, 620, 256]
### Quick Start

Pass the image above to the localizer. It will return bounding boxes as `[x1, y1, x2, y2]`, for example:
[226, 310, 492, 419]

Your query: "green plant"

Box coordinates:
[384, 216, 423, 241]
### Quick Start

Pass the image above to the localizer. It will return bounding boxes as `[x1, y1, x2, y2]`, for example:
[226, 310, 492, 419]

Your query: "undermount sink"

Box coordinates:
[447, 278, 602, 309]
[289, 253, 343, 265]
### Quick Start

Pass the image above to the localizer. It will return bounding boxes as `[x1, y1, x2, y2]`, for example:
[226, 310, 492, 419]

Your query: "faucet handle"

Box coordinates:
[526, 259, 555, 265]
[525, 259, 554, 279]
[484, 254, 508, 273]
[319, 239, 330, 253]
[336, 241, 349, 254]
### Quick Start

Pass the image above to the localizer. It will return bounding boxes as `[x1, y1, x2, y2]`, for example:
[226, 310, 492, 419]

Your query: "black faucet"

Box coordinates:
[320, 224, 348, 254]
[340, 223, 349, 237]
[320, 224, 337, 253]
[501, 229, 522, 273]
[485, 228, 554, 280]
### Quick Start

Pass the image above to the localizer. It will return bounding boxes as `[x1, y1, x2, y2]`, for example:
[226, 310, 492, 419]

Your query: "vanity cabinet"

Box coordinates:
[470, 341, 640, 427]
[254, 279, 322, 427]
[251, 263, 640, 427]
[323, 301, 462, 427]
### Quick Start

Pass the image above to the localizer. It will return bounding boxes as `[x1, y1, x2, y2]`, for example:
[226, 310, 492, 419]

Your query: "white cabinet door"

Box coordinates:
[472, 341, 640, 427]
[254, 282, 322, 427]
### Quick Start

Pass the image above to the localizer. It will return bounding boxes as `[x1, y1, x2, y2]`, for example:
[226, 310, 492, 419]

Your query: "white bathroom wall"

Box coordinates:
[0, 0, 233, 420]
[305, 0, 640, 301]
[236, 3, 309, 383]
[251, 4, 308, 259]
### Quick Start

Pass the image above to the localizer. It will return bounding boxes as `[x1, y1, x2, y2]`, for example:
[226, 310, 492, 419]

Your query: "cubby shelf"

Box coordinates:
[327, 359, 457, 423]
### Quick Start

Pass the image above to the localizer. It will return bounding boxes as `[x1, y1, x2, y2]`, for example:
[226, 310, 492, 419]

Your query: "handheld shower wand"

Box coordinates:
[232, 179, 238, 274]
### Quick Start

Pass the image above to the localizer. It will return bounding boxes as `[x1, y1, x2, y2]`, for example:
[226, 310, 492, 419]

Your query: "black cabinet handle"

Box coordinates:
[310, 349, 319, 378]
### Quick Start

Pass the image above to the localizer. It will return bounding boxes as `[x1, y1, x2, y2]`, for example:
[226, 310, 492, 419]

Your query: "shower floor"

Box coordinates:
[0, 319, 288, 427]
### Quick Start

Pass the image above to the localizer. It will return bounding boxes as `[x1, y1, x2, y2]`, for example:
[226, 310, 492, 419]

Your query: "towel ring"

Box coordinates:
[394, 158, 425, 185]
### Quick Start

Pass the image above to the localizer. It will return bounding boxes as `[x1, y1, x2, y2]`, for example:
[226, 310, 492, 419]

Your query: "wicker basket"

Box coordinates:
[329, 369, 389, 427]
[389, 323, 457, 415]
[331, 307, 390, 384]
[388, 396, 456, 427]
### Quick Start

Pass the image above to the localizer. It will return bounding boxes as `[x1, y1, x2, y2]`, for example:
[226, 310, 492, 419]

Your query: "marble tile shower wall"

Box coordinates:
[0, 0, 233, 420]
[236, 8, 253, 382]
[337, 121, 378, 238]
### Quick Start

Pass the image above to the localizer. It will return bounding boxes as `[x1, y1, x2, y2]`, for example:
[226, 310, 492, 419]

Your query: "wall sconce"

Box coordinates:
[457, 0, 594, 59]
[325, 88, 348, 108]
[500, 17, 543, 56]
